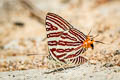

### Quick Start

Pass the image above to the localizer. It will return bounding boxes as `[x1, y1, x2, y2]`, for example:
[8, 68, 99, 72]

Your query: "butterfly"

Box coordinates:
[45, 12, 104, 68]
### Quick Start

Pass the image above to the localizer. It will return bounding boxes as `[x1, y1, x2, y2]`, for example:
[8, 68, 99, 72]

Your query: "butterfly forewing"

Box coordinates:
[46, 12, 88, 66]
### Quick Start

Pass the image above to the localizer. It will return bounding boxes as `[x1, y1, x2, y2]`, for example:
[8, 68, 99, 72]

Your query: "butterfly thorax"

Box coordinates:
[82, 36, 94, 49]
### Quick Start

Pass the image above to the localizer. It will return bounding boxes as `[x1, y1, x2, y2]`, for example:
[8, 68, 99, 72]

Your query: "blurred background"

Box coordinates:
[0, 0, 120, 72]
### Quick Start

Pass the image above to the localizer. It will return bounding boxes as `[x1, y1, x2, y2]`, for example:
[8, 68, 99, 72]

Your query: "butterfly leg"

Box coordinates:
[47, 55, 60, 71]
[57, 62, 66, 71]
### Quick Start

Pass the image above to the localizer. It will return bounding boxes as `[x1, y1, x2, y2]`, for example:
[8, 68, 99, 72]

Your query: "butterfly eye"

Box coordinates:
[90, 44, 94, 49]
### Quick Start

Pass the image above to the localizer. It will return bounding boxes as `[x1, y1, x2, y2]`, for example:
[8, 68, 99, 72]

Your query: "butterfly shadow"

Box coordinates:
[44, 65, 80, 74]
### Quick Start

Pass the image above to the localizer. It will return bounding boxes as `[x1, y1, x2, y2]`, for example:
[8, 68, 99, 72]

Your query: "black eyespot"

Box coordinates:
[91, 44, 94, 49]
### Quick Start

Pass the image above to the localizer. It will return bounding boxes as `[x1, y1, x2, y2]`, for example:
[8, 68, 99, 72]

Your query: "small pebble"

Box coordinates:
[14, 22, 24, 27]
[13, 75, 15, 77]
[114, 50, 120, 55]
[103, 63, 114, 67]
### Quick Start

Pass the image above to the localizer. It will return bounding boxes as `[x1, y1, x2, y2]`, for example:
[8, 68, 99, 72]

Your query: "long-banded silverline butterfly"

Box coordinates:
[45, 12, 104, 70]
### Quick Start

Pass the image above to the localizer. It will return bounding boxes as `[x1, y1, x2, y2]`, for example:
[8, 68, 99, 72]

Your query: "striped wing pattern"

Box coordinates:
[46, 12, 87, 65]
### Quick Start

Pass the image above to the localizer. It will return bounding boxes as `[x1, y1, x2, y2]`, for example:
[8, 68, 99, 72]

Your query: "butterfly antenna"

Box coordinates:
[88, 27, 93, 35]
[42, 37, 47, 41]
[93, 34, 99, 38]
[27, 54, 48, 56]
[95, 41, 105, 44]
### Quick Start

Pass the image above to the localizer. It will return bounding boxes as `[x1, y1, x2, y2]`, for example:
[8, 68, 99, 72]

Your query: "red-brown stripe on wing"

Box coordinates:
[64, 48, 83, 59]
[47, 12, 73, 30]
[47, 15, 68, 31]
[60, 32, 77, 41]
[46, 22, 58, 31]
[69, 28, 87, 42]
[48, 40, 81, 46]
[72, 28, 86, 40]
[58, 40, 82, 46]
[46, 16, 66, 31]
[63, 48, 87, 64]
[68, 56, 87, 65]
[78, 56, 88, 64]
[47, 32, 63, 38]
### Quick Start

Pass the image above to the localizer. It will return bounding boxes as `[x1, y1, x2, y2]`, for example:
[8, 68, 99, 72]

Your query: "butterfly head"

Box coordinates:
[83, 35, 94, 49]
[83, 34, 105, 50]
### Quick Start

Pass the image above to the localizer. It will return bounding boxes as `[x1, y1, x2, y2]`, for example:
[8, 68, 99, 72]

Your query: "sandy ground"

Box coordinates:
[0, 63, 120, 80]
[0, 0, 120, 80]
